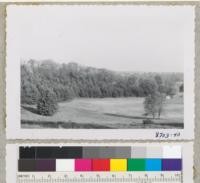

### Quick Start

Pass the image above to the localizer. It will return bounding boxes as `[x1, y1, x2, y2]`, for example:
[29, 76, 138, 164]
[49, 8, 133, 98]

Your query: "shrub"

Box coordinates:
[37, 88, 58, 116]
[143, 119, 153, 124]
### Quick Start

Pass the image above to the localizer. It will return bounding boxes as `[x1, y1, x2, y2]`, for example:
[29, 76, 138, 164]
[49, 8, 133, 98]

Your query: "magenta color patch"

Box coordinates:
[75, 159, 92, 171]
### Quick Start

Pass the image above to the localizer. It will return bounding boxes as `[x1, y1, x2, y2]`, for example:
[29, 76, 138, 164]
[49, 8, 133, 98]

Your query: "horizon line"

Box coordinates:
[20, 59, 184, 74]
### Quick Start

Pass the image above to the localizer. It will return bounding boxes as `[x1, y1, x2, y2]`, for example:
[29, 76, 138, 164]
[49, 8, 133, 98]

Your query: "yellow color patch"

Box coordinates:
[110, 159, 127, 171]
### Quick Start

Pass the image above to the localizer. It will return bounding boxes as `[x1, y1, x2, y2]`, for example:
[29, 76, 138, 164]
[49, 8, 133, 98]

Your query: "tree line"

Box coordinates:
[21, 60, 183, 116]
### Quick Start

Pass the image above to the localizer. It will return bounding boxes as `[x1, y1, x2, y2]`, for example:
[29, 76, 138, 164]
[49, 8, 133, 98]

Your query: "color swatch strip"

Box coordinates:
[19, 146, 181, 159]
[18, 159, 182, 172]
[18, 146, 182, 172]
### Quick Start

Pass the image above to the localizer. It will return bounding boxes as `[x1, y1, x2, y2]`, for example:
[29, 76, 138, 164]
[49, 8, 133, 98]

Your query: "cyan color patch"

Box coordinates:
[145, 159, 162, 171]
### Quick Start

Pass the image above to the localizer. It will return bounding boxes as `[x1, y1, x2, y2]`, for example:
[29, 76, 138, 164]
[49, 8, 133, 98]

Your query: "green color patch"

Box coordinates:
[127, 159, 145, 171]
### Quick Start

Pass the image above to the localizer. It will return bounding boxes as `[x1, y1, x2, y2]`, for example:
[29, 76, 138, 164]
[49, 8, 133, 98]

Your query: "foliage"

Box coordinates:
[21, 64, 40, 104]
[144, 92, 166, 119]
[21, 60, 183, 105]
[37, 87, 58, 116]
[139, 78, 158, 96]
[179, 84, 184, 92]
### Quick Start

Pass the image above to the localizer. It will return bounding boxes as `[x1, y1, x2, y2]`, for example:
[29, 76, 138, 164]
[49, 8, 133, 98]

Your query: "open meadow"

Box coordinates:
[21, 97, 183, 129]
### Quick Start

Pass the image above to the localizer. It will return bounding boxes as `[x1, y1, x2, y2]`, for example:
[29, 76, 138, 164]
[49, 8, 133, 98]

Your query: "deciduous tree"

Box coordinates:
[144, 92, 166, 119]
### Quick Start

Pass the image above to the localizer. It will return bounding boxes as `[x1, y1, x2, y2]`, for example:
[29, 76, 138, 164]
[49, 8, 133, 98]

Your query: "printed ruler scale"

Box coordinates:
[17, 172, 182, 183]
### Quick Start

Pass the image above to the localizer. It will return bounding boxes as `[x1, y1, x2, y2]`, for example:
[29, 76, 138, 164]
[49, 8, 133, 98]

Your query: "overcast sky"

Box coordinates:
[8, 5, 194, 72]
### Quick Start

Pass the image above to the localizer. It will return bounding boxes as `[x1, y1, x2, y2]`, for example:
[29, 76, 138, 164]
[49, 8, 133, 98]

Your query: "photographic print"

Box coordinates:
[21, 60, 184, 129]
[6, 5, 195, 139]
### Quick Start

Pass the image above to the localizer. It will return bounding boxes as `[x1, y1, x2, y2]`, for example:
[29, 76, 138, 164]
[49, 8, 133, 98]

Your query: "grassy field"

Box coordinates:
[21, 97, 183, 129]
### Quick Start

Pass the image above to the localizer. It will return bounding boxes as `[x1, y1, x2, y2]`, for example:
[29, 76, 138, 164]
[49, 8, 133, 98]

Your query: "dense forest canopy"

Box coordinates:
[21, 60, 183, 105]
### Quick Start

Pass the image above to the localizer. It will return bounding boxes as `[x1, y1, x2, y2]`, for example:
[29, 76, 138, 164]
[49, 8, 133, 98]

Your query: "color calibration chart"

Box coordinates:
[16, 146, 182, 183]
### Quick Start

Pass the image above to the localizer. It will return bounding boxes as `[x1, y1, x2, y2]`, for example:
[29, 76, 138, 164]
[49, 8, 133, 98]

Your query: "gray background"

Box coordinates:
[0, 2, 199, 183]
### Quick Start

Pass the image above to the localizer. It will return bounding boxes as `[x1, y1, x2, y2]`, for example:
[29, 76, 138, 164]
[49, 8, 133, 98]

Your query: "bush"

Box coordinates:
[37, 89, 58, 116]
[143, 119, 153, 124]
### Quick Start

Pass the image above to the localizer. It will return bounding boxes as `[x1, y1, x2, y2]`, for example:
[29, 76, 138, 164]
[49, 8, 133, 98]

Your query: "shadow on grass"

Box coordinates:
[21, 119, 183, 129]
[104, 113, 183, 128]
[21, 120, 113, 129]
[104, 113, 151, 120]
[22, 105, 39, 115]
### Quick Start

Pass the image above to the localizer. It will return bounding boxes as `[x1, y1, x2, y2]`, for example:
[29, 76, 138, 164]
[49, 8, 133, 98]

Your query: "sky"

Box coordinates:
[8, 5, 194, 72]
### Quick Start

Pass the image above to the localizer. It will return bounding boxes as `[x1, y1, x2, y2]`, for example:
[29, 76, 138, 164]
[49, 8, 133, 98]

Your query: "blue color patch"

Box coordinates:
[145, 159, 162, 171]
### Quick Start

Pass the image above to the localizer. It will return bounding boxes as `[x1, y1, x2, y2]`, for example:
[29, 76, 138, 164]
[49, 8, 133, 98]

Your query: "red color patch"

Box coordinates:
[92, 159, 110, 171]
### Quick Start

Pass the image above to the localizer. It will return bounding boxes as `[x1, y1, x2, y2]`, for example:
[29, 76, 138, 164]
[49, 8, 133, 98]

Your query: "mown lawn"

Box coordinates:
[21, 97, 183, 129]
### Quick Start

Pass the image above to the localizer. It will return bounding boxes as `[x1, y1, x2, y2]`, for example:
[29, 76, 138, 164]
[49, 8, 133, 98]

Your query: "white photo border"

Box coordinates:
[6, 5, 195, 140]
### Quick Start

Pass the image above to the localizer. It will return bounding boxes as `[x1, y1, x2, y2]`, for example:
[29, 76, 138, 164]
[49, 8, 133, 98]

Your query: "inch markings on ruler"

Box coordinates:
[17, 172, 182, 183]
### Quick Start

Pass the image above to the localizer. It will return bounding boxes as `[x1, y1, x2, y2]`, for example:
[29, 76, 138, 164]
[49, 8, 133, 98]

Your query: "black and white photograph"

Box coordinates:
[6, 5, 195, 139]
[21, 59, 184, 129]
